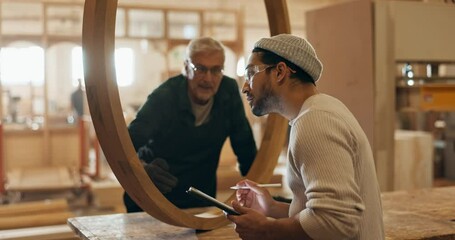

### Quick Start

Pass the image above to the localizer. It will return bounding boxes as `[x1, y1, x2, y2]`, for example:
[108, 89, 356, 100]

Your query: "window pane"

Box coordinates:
[203, 12, 237, 41]
[46, 5, 83, 36]
[71, 47, 84, 86]
[168, 11, 200, 39]
[128, 9, 164, 38]
[1, 2, 43, 35]
[0, 46, 44, 86]
[72, 47, 134, 87]
[116, 8, 126, 37]
[115, 48, 134, 87]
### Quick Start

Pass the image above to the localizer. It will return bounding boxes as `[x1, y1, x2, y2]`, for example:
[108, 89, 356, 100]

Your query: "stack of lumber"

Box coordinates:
[0, 199, 74, 230]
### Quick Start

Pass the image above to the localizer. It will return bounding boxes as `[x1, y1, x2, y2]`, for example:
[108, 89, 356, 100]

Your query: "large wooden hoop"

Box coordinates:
[82, 0, 290, 230]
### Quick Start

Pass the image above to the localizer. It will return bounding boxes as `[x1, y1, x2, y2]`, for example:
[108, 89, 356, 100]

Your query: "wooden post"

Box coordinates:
[93, 136, 101, 179]
[0, 123, 4, 195]
[78, 118, 87, 173]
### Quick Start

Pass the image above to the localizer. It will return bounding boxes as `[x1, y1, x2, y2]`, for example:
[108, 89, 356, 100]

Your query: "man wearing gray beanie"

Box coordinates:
[226, 34, 384, 240]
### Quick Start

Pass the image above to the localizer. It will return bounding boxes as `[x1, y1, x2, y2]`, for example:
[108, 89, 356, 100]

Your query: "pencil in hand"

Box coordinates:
[230, 183, 282, 190]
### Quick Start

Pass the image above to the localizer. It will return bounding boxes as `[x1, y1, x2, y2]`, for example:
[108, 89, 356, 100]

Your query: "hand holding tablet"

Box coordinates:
[186, 187, 240, 215]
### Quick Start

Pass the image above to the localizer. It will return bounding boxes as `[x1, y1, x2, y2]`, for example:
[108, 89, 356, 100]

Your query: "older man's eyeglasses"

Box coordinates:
[244, 64, 276, 86]
[189, 62, 224, 77]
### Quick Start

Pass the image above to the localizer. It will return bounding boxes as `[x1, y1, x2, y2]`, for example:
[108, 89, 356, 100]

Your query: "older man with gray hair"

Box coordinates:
[124, 37, 257, 212]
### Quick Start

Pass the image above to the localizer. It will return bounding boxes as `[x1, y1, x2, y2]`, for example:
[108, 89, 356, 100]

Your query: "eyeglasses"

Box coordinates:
[244, 64, 276, 86]
[188, 62, 224, 77]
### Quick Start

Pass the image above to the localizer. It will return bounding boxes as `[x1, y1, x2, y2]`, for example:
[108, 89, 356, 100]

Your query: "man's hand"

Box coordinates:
[144, 158, 178, 194]
[235, 179, 274, 215]
[227, 201, 272, 240]
[137, 141, 155, 162]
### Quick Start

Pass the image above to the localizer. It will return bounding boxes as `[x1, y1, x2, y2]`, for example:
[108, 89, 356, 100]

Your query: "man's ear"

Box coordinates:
[183, 60, 191, 77]
[183, 59, 189, 70]
[275, 62, 287, 84]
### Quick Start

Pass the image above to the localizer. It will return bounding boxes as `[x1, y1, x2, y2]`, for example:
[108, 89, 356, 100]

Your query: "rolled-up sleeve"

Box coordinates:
[289, 110, 364, 239]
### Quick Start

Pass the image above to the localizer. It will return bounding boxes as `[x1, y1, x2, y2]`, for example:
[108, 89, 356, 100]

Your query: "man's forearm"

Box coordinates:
[267, 217, 313, 240]
[268, 200, 291, 219]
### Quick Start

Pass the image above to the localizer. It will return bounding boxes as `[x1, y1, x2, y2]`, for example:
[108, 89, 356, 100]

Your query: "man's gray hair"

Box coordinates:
[185, 37, 225, 61]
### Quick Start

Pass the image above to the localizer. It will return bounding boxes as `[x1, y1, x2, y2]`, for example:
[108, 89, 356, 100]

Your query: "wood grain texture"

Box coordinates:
[383, 186, 455, 240]
[82, 0, 290, 230]
[0, 199, 68, 217]
[67, 187, 455, 239]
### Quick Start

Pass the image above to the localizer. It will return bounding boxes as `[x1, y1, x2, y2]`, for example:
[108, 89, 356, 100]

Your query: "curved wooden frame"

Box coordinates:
[82, 0, 290, 230]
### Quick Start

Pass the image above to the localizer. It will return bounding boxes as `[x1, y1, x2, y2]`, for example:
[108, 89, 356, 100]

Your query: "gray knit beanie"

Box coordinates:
[254, 34, 323, 82]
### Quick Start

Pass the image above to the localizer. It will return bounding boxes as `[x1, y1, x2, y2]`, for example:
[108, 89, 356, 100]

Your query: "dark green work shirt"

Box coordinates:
[128, 74, 257, 208]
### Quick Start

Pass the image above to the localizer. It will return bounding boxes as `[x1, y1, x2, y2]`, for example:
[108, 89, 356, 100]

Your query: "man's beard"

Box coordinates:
[251, 87, 276, 117]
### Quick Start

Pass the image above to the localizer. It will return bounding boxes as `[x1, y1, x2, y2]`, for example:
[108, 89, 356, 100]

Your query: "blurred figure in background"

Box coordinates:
[70, 78, 84, 120]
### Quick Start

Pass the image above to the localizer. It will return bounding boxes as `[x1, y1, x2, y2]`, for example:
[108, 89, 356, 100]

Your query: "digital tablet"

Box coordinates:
[186, 187, 240, 215]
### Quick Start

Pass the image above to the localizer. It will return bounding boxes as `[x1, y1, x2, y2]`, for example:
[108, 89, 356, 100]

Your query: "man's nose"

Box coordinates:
[241, 81, 250, 93]
[202, 71, 217, 82]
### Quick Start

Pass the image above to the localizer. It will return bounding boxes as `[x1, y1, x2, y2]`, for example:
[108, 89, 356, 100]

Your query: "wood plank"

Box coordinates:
[0, 212, 74, 230]
[3, 127, 79, 170]
[0, 199, 68, 217]
[0, 224, 77, 240]
[382, 186, 455, 240]
[68, 213, 199, 240]
[3, 131, 45, 170]
[6, 167, 79, 192]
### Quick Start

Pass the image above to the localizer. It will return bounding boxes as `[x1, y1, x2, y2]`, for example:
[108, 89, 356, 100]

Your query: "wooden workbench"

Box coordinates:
[382, 186, 455, 239]
[68, 186, 455, 239]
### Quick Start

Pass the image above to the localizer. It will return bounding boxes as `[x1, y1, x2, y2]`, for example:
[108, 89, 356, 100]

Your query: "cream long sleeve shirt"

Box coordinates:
[287, 94, 384, 240]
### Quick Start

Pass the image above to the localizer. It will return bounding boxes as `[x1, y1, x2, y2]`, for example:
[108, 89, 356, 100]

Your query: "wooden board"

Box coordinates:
[0, 212, 74, 230]
[67, 186, 455, 240]
[0, 199, 68, 217]
[6, 167, 80, 192]
[3, 127, 79, 170]
[0, 224, 77, 240]
[383, 186, 455, 240]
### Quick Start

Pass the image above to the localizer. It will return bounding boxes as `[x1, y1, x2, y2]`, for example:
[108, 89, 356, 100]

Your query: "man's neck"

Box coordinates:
[281, 83, 318, 120]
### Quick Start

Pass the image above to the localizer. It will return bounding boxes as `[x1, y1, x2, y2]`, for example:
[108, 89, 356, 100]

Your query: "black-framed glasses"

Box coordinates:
[188, 62, 224, 76]
[244, 64, 276, 86]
